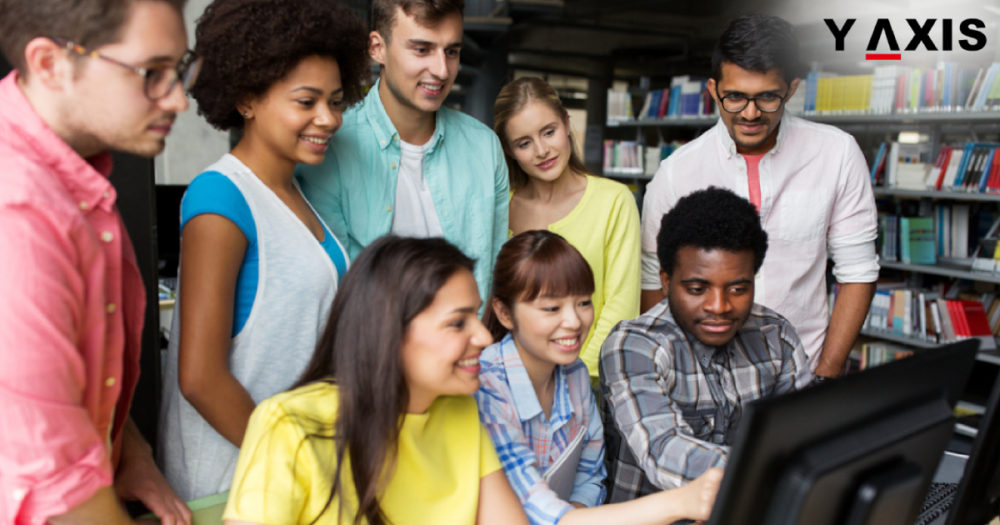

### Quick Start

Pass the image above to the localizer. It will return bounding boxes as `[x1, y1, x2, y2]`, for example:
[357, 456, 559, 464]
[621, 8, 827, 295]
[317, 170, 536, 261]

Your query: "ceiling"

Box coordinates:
[484, 0, 1000, 82]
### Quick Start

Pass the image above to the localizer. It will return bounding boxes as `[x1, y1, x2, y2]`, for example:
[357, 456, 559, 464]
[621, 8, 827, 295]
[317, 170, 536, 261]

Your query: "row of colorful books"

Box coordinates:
[603, 140, 687, 176]
[846, 342, 913, 373]
[877, 204, 992, 262]
[606, 90, 635, 123]
[872, 141, 1000, 194]
[878, 215, 935, 264]
[860, 285, 997, 350]
[801, 62, 1000, 115]
[633, 76, 717, 119]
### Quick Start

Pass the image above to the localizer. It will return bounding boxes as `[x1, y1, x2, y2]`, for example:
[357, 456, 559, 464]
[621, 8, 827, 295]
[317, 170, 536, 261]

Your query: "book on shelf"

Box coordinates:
[899, 216, 936, 265]
[605, 89, 634, 123]
[870, 142, 888, 184]
[880, 140, 931, 189]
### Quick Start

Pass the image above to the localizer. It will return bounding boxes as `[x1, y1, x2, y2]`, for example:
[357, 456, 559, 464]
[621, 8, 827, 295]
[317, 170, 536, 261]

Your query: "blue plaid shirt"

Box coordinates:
[475, 334, 606, 525]
[600, 301, 810, 502]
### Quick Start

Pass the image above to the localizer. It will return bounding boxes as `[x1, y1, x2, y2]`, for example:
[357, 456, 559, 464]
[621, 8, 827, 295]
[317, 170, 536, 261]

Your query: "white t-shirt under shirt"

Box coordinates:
[391, 139, 444, 237]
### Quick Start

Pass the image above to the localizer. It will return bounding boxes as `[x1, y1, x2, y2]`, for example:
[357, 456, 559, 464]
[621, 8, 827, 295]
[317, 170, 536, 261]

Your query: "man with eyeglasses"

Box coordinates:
[639, 14, 878, 386]
[0, 0, 199, 523]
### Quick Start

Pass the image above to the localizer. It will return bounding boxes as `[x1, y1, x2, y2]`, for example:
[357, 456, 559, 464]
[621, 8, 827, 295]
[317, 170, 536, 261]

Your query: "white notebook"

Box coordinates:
[542, 428, 587, 501]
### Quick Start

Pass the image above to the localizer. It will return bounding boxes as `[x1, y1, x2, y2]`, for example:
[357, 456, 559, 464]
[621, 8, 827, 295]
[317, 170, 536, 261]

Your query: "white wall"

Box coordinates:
[154, 0, 229, 185]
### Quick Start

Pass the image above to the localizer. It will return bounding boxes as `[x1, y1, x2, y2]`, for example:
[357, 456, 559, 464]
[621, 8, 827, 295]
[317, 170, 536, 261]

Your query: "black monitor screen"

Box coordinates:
[947, 365, 1000, 525]
[708, 340, 979, 525]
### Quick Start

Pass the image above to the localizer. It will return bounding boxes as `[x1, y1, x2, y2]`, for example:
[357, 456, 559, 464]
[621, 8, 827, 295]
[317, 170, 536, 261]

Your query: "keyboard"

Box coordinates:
[916, 482, 959, 525]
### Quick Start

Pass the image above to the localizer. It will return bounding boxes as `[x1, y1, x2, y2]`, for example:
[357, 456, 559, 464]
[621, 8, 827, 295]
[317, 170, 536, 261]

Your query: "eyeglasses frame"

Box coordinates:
[51, 37, 201, 101]
[714, 84, 790, 114]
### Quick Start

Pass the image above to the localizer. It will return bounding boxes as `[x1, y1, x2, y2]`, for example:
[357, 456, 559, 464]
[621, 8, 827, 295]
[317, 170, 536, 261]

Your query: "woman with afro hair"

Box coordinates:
[157, 0, 369, 501]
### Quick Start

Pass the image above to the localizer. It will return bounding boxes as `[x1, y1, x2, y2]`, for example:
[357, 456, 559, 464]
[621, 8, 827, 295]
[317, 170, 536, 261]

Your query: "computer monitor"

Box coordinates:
[946, 365, 1000, 525]
[707, 339, 979, 525]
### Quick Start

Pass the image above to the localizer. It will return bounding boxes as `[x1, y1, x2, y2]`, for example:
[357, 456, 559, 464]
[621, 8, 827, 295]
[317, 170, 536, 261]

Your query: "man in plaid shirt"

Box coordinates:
[600, 187, 812, 502]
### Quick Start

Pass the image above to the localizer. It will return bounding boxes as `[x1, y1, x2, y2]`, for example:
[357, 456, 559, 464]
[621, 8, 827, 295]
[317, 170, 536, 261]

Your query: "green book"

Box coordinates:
[900, 217, 936, 265]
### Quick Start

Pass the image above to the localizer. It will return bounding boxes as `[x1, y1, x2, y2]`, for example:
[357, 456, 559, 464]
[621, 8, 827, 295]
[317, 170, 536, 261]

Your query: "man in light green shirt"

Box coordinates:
[298, 0, 508, 301]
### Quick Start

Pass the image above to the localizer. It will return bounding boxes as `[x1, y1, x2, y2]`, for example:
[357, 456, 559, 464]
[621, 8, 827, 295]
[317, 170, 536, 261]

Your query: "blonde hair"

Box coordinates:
[493, 77, 587, 190]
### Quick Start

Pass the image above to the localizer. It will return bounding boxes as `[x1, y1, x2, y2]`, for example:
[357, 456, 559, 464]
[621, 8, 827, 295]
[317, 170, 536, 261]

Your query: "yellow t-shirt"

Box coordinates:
[510, 175, 641, 378]
[223, 382, 502, 524]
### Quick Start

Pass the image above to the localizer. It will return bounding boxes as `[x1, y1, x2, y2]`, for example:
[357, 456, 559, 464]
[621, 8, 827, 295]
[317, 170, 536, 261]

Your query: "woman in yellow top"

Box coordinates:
[494, 77, 641, 379]
[224, 236, 529, 525]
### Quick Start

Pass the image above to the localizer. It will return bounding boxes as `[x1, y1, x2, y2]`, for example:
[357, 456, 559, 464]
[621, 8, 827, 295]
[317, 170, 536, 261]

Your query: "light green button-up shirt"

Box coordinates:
[298, 80, 509, 302]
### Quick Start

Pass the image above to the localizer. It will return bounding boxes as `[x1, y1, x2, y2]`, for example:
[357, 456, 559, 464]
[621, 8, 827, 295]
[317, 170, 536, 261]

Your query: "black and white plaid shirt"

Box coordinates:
[599, 300, 811, 502]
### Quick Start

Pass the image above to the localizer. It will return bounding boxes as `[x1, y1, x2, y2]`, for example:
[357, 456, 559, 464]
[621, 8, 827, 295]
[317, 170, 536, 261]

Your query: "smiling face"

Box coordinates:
[63, 0, 189, 158]
[239, 55, 344, 170]
[494, 293, 595, 372]
[401, 268, 493, 413]
[370, 7, 462, 120]
[662, 246, 755, 347]
[707, 62, 798, 156]
[503, 100, 574, 185]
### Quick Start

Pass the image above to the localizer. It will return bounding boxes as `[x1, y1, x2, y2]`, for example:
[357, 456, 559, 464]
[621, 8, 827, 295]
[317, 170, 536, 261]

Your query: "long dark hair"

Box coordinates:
[493, 77, 589, 190]
[295, 235, 475, 525]
[484, 230, 595, 342]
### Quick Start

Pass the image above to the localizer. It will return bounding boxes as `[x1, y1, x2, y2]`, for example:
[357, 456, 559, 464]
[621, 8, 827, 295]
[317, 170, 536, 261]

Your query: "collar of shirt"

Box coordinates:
[0, 72, 117, 213]
[715, 111, 790, 160]
[361, 78, 446, 155]
[646, 299, 753, 368]
[498, 333, 575, 429]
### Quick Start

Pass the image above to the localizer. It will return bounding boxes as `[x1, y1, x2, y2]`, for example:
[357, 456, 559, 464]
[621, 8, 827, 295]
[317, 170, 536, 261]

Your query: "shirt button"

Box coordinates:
[106, 303, 117, 314]
[386, 205, 393, 212]
[391, 162, 397, 169]
[100, 231, 114, 243]
[380, 140, 386, 146]
[11, 488, 25, 500]
[102, 191, 110, 199]
[78, 201, 89, 210]
[105, 377, 116, 387]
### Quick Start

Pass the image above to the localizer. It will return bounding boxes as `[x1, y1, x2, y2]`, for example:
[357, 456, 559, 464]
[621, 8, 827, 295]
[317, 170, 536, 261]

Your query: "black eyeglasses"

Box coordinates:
[715, 86, 788, 113]
[53, 37, 202, 101]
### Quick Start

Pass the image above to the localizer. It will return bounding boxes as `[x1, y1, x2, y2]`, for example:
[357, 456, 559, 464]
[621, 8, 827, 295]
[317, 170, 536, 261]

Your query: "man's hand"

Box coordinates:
[116, 419, 192, 525]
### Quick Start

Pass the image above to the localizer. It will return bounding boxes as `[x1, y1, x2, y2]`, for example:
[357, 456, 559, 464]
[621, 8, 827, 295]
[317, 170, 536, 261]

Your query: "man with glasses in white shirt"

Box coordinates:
[639, 14, 879, 385]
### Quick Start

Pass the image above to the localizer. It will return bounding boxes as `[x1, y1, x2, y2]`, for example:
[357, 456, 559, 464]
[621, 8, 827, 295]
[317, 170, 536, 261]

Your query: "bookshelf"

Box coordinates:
[874, 187, 1000, 203]
[879, 260, 1000, 285]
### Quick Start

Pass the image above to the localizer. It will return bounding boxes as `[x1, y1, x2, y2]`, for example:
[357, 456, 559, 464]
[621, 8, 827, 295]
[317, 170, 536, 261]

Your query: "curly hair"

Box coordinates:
[191, 0, 370, 131]
[656, 187, 768, 277]
[710, 14, 802, 84]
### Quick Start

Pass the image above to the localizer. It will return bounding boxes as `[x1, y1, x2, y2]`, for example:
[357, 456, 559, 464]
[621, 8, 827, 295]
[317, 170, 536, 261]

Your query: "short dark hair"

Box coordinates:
[371, 0, 464, 42]
[191, 0, 369, 131]
[656, 187, 768, 277]
[0, 0, 186, 75]
[710, 14, 801, 85]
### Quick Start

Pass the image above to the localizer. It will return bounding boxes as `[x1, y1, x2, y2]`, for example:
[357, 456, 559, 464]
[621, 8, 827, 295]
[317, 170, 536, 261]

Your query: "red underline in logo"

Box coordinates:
[866, 53, 902, 60]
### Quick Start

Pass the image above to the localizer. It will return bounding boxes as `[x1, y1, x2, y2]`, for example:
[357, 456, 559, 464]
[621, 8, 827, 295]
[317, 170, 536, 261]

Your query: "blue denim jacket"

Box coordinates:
[297, 80, 509, 301]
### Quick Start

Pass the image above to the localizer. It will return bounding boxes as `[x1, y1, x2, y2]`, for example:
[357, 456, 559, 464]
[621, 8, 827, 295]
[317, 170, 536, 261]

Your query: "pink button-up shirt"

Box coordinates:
[0, 71, 144, 523]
